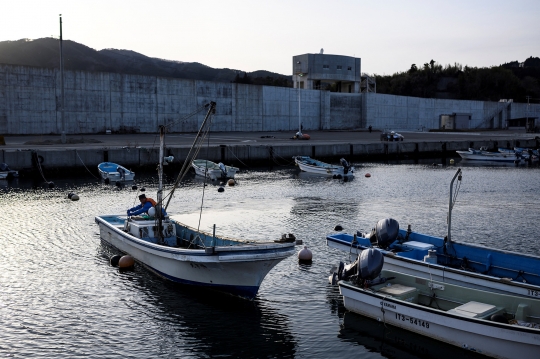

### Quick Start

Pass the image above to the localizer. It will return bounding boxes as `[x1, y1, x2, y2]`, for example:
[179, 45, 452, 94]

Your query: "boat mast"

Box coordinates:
[447, 168, 462, 245]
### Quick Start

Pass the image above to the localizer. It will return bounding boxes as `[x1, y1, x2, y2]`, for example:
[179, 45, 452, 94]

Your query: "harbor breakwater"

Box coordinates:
[2, 136, 538, 176]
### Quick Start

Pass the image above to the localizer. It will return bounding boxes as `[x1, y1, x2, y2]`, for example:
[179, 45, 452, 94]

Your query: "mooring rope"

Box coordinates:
[75, 150, 100, 180]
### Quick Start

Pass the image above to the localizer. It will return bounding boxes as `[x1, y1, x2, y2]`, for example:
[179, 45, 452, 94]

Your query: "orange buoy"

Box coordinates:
[118, 255, 135, 269]
[365, 173, 371, 177]
[302, 134, 310, 140]
[227, 179, 235, 186]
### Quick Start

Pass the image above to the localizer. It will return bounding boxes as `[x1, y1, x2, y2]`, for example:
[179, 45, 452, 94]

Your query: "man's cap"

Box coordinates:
[139, 194, 146, 200]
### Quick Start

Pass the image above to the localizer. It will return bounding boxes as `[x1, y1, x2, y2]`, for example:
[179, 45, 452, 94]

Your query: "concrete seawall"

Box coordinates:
[2, 131, 538, 176]
[3, 64, 540, 135]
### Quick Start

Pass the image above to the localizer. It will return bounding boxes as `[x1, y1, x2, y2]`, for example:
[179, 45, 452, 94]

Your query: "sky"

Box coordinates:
[1, 0, 539, 76]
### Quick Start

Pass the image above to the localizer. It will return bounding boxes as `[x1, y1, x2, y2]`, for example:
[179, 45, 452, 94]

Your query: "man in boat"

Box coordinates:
[127, 194, 168, 217]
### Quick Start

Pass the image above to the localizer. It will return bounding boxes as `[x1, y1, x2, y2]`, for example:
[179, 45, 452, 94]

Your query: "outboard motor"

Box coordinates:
[117, 166, 126, 181]
[340, 158, 351, 174]
[218, 162, 227, 177]
[366, 218, 399, 250]
[329, 248, 384, 285]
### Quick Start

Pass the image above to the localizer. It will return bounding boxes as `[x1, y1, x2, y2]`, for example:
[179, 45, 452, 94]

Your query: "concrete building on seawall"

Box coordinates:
[0, 60, 538, 135]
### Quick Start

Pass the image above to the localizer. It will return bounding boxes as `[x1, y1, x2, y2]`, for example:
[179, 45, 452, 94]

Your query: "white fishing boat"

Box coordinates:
[327, 168, 540, 298]
[330, 249, 540, 359]
[95, 102, 296, 299]
[191, 159, 238, 181]
[293, 156, 354, 177]
[456, 148, 522, 162]
[0, 163, 18, 180]
[98, 162, 135, 182]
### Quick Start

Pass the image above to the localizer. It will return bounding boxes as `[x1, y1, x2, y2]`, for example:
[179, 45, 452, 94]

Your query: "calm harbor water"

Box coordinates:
[1, 160, 539, 358]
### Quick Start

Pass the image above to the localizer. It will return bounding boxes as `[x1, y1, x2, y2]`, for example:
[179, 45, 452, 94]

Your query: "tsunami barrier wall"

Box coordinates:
[1, 64, 540, 135]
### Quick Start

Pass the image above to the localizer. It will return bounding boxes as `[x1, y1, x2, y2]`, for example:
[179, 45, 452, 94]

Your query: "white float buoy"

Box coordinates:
[298, 246, 313, 264]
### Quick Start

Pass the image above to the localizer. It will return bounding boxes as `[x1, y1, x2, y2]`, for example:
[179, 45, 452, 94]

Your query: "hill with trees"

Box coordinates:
[373, 57, 540, 103]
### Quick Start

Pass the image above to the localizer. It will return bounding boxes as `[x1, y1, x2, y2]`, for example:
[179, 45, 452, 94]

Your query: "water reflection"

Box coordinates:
[339, 312, 487, 359]
[98, 245, 297, 358]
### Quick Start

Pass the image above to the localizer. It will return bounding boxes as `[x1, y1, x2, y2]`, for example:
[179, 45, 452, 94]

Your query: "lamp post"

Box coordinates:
[59, 14, 66, 143]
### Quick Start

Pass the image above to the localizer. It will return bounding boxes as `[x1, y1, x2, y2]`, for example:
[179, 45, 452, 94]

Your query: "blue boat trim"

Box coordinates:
[327, 228, 540, 286]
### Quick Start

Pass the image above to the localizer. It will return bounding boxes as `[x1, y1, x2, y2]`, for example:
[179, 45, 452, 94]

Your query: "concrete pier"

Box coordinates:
[2, 130, 538, 176]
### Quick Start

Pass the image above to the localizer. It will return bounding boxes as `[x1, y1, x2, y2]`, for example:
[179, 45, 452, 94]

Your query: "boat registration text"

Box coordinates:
[396, 313, 430, 328]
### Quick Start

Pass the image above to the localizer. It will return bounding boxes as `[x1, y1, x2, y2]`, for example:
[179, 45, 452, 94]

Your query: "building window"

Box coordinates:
[348, 66, 352, 71]
[323, 65, 329, 69]
[337, 65, 342, 70]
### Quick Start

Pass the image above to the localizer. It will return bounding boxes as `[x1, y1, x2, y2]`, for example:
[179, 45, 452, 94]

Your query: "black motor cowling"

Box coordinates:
[339, 248, 384, 281]
[368, 218, 399, 250]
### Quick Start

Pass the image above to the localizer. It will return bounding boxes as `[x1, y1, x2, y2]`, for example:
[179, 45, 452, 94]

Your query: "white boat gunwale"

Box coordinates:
[96, 215, 295, 260]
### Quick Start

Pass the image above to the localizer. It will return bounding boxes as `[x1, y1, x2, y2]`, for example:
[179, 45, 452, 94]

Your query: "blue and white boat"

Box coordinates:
[98, 162, 135, 182]
[95, 102, 296, 299]
[327, 168, 540, 298]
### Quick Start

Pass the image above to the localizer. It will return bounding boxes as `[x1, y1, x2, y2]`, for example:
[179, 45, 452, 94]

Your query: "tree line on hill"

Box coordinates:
[373, 57, 540, 103]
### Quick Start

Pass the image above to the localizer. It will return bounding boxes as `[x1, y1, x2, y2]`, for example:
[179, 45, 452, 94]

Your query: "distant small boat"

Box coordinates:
[0, 163, 18, 180]
[293, 156, 354, 177]
[98, 162, 135, 182]
[456, 148, 522, 162]
[191, 159, 238, 181]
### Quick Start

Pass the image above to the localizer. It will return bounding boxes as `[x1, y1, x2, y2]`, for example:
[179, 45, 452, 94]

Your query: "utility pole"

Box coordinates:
[59, 14, 66, 143]
[526, 95, 531, 133]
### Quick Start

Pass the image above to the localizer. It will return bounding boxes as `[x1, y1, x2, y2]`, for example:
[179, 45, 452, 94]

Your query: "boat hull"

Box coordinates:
[339, 271, 540, 359]
[95, 215, 295, 298]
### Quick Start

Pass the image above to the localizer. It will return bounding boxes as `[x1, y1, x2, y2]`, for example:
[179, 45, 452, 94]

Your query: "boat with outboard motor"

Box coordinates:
[329, 249, 540, 359]
[293, 156, 354, 177]
[327, 168, 540, 298]
[191, 159, 238, 181]
[98, 162, 135, 182]
[95, 102, 296, 299]
[456, 148, 524, 162]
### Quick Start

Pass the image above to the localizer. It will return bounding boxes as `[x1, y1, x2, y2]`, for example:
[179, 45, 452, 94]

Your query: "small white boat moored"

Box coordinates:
[330, 249, 540, 359]
[191, 159, 238, 181]
[293, 156, 354, 177]
[456, 148, 522, 162]
[98, 162, 135, 182]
